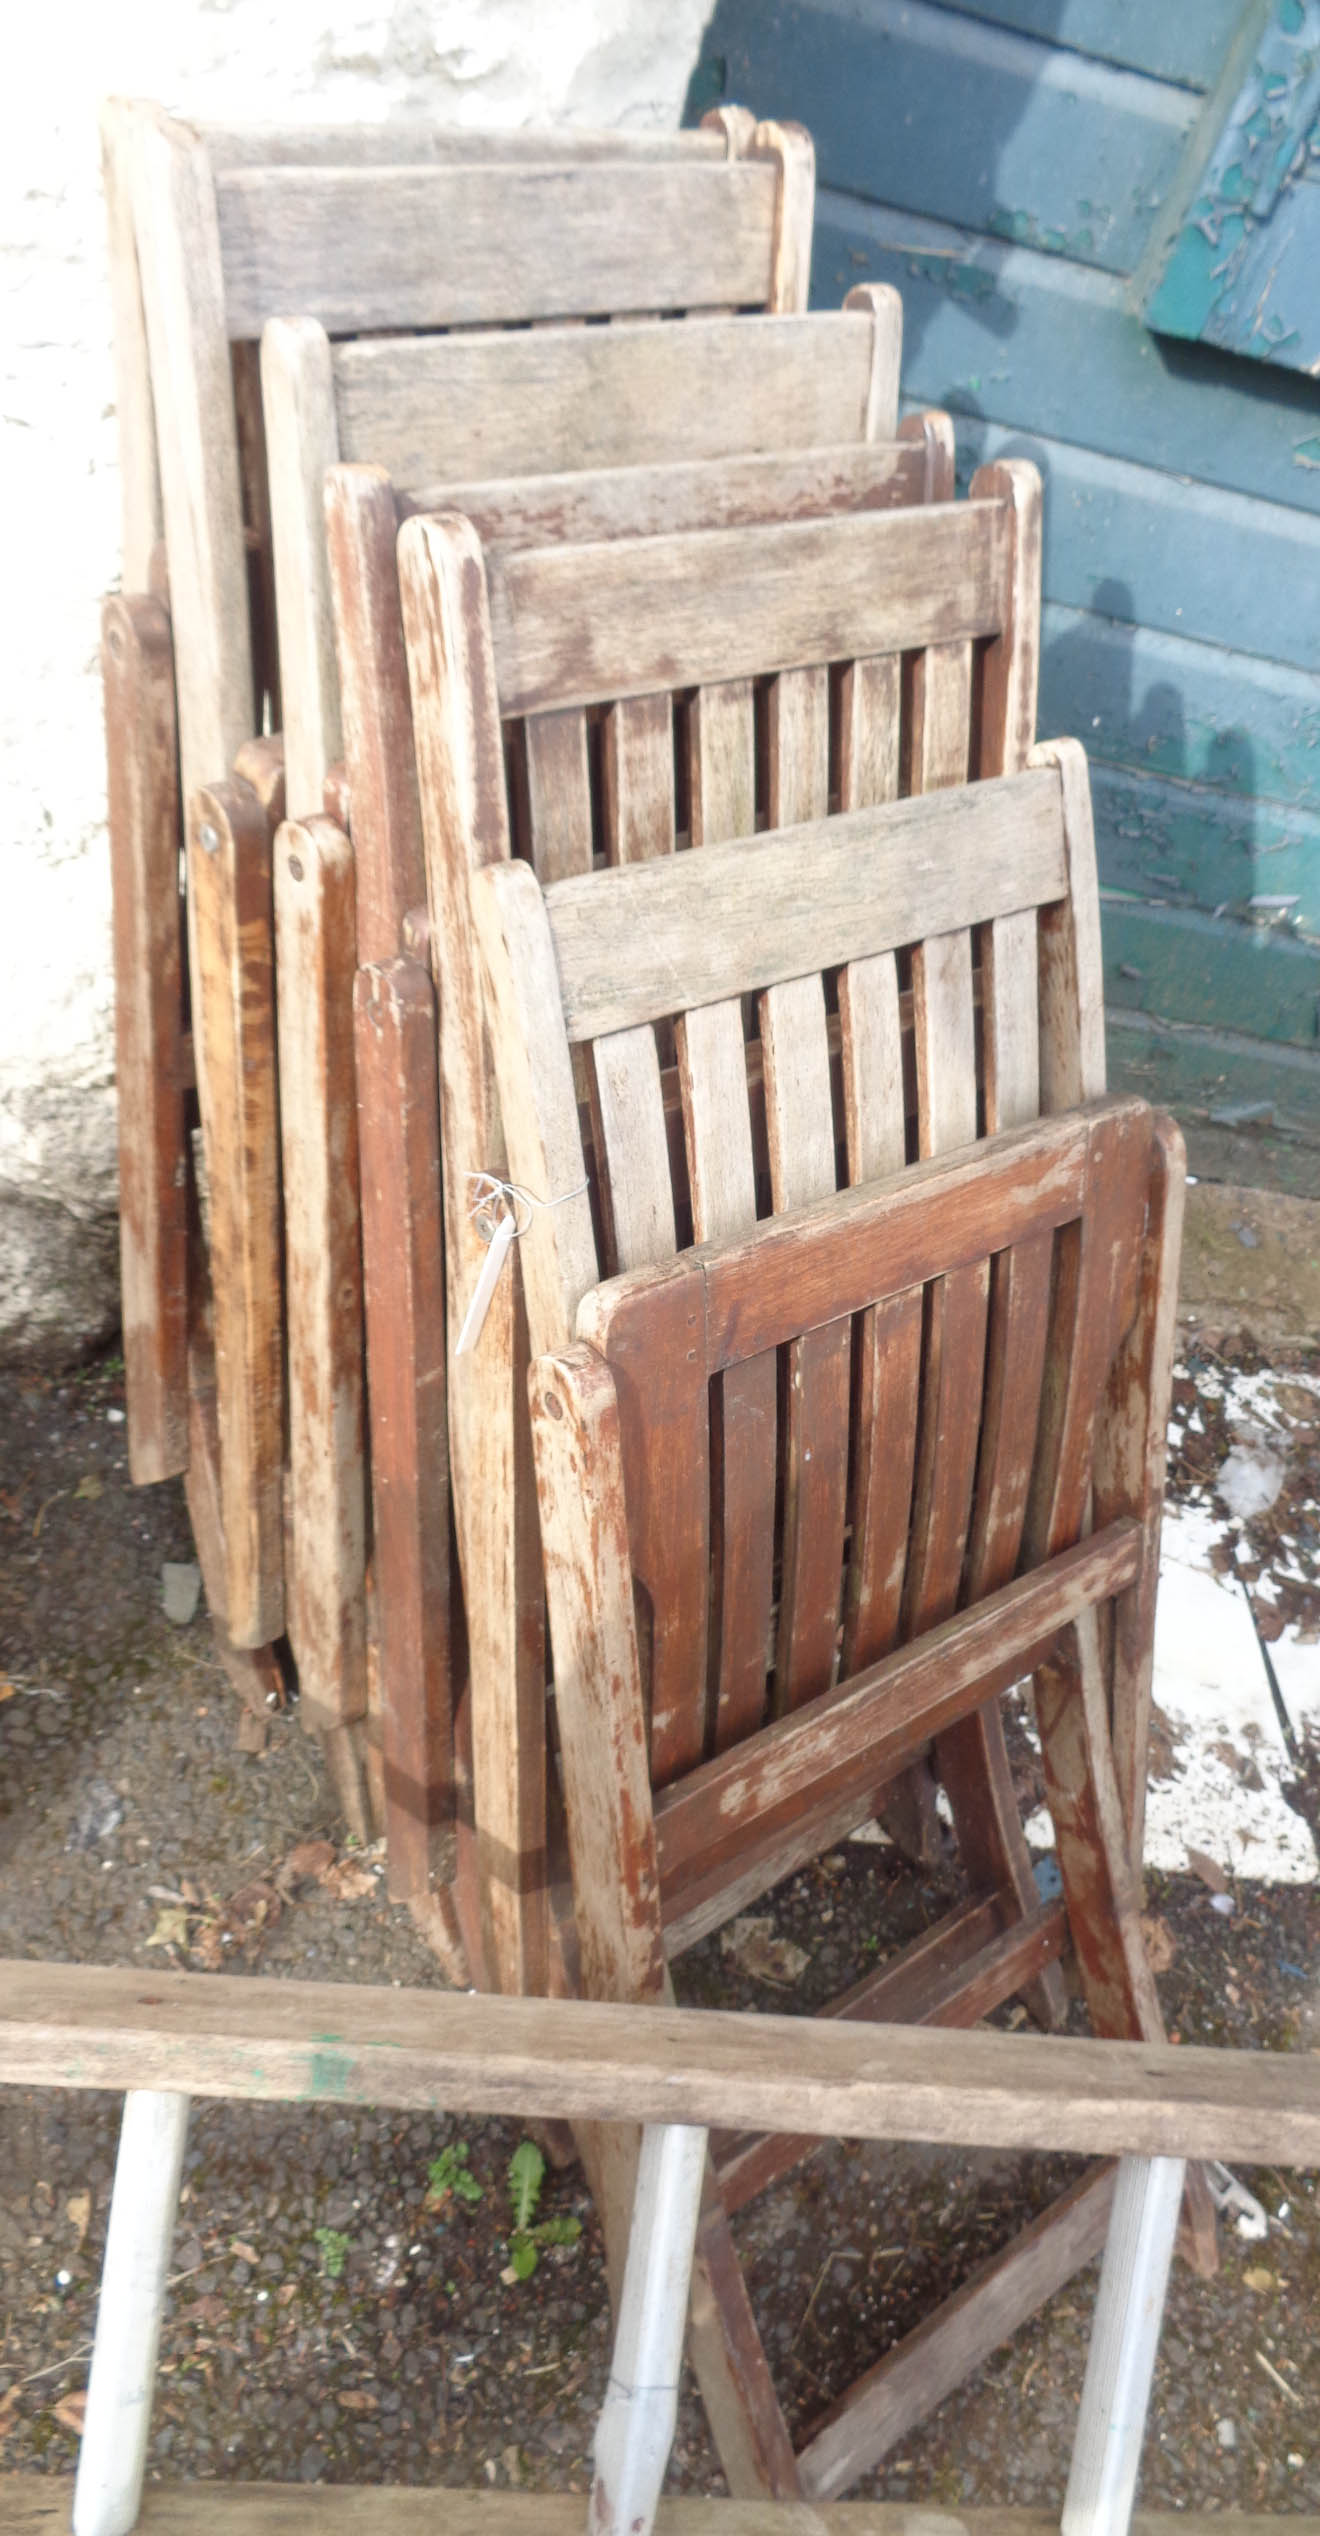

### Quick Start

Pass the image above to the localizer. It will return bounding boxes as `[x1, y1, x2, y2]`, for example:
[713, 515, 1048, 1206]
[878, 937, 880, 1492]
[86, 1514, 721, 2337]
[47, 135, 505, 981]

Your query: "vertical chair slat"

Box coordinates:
[591, 1025, 678, 1277]
[525, 707, 594, 881]
[762, 668, 846, 1715]
[324, 462, 427, 962]
[603, 694, 676, 865]
[681, 671, 775, 1751]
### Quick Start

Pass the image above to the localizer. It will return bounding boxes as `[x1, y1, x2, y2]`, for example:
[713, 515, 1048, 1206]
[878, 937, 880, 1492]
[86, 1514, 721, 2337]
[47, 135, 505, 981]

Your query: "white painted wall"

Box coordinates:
[0, 0, 713, 1363]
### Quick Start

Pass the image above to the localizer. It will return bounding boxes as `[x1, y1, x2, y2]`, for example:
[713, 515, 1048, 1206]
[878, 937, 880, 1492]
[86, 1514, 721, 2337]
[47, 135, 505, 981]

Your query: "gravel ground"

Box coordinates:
[1, 1344, 1318, 2509]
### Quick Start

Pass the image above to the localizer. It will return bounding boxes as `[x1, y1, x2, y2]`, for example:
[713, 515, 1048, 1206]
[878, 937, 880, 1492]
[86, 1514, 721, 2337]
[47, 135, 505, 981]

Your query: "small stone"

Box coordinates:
[1218, 2417, 1237, 2450]
[161, 1561, 202, 1627]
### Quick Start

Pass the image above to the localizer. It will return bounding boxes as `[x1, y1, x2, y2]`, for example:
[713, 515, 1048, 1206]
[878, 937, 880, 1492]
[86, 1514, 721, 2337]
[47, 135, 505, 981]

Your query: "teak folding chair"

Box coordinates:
[520, 1094, 1191, 2493]
[100, 97, 813, 1707]
[260, 292, 938, 1882]
[397, 475, 1053, 1996]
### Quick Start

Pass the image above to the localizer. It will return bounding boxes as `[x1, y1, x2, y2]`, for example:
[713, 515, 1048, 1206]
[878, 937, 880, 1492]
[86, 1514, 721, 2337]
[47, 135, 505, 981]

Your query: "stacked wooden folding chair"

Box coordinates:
[394, 489, 1219, 2487]
[303, 338, 955, 1940]
[100, 96, 820, 1817]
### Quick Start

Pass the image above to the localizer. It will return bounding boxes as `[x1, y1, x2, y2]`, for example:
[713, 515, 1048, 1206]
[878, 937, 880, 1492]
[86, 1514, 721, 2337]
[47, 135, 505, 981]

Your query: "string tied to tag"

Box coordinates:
[455, 1169, 589, 1357]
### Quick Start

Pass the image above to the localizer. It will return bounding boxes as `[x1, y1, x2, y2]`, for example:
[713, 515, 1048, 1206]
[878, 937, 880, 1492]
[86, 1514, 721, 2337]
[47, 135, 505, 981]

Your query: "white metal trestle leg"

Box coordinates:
[73, 2089, 191, 2536]
[590, 2122, 709, 2536]
[1061, 2153, 1186, 2536]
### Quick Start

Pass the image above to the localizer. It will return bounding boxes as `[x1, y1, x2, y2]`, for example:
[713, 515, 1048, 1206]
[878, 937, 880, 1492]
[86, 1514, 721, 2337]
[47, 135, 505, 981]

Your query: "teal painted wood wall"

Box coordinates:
[687, 0, 1320, 1183]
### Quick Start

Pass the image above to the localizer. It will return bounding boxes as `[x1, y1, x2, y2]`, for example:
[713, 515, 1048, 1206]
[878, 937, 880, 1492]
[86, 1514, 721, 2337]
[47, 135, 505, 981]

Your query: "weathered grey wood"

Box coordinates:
[752, 117, 815, 316]
[335, 311, 891, 486]
[522, 769, 1065, 1043]
[130, 107, 254, 809]
[484, 499, 1011, 715]
[405, 437, 932, 551]
[261, 317, 342, 817]
[214, 161, 782, 337]
[196, 122, 729, 171]
[100, 102, 163, 585]
[3, 1959, 1318, 2166]
[398, 510, 550, 2000]
[8, 2487, 1320, 2536]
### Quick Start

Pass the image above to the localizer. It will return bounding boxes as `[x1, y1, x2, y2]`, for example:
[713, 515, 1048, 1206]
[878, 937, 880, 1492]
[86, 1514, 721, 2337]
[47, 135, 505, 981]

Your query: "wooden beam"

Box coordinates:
[1, 1962, 1317, 2167]
[5, 2481, 1317, 2536]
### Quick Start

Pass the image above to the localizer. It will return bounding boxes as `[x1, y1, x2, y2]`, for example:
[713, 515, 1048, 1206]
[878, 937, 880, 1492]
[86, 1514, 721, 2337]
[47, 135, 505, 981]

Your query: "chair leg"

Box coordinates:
[591, 2124, 708, 2536]
[1062, 2154, 1184, 2536]
[73, 2090, 189, 2536]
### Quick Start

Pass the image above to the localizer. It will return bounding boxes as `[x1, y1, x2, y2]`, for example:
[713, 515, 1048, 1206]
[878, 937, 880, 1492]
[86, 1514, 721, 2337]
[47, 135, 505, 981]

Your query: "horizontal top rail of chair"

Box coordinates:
[488, 766, 1063, 1045]
[396, 438, 933, 552]
[106, 100, 731, 174]
[577, 1098, 1142, 1371]
[650, 1521, 1141, 1895]
[10, 2492, 1320, 2536]
[2, 1957, 1317, 2165]
[480, 493, 1012, 715]
[333, 310, 885, 484]
[216, 160, 779, 336]
[200, 122, 731, 172]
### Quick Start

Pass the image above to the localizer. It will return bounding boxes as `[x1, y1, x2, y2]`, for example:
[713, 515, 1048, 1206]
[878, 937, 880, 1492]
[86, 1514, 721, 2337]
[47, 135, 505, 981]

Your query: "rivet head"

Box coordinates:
[198, 822, 220, 856]
[543, 1393, 564, 1422]
[287, 854, 304, 882]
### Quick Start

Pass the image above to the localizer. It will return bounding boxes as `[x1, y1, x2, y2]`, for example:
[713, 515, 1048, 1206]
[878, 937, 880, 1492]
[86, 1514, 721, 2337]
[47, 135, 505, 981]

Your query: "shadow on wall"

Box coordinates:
[684, 0, 1074, 366]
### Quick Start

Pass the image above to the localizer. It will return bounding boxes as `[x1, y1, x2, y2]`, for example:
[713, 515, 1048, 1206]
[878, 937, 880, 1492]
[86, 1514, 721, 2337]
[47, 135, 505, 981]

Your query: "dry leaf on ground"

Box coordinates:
[720, 1914, 811, 1987]
[1140, 1914, 1176, 1974]
[52, 2391, 87, 2436]
[65, 2190, 91, 2247]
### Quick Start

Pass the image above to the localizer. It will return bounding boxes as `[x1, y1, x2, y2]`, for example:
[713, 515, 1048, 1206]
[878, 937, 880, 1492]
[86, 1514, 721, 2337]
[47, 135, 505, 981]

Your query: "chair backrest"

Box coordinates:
[527, 1096, 1157, 1986]
[101, 97, 813, 803]
[471, 738, 1105, 1408]
[273, 285, 909, 830]
[399, 472, 1079, 1376]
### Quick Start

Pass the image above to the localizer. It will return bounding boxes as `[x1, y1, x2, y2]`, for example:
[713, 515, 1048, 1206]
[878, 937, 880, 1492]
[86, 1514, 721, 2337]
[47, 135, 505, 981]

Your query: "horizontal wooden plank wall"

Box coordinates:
[687, 0, 1320, 1186]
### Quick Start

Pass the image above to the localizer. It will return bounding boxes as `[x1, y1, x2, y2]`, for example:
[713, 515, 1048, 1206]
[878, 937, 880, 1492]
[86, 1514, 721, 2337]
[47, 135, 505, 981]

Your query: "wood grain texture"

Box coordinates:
[970, 459, 1042, 779]
[399, 510, 548, 1998]
[1093, 1110, 1187, 1872]
[529, 1351, 667, 2009]
[6, 1957, 1308, 2166]
[183, 1324, 284, 1725]
[102, 594, 189, 1484]
[354, 957, 454, 1903]
[130, 107, 254, 809]
[187, 781, 284, 1647]
[653, 1524, 1141, 1896]
[335, 312, 883, 486]
[523, 709, 594, 882]
[484, 500, 1011, 716]
[590, 1027, 677, 1276]
[214, 161, 781, 337]
[5, 2487, 1317, 2536]
[324, 464, 426, 963]
[540, 770, 1066, 1042]
[406, 439, 934, 553]
[1031, 736, 1108, 1112]
[5, 2484, 1316, 2535]
[260, 316, 342, 818]
[274, 818, 367, 1734]
[752, 118, 815, 316]
[602, 695, 675, 866]
[100, 100, 163, 583]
